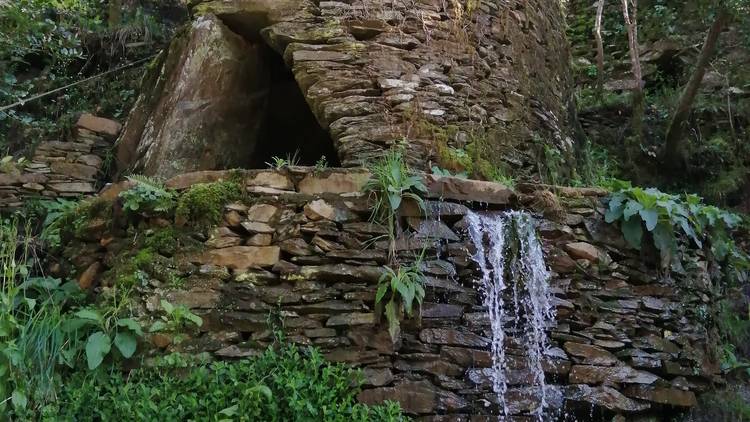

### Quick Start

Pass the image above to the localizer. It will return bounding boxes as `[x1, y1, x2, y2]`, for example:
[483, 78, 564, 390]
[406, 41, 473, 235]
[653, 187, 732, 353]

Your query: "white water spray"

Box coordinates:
[466, 211, 556, 420]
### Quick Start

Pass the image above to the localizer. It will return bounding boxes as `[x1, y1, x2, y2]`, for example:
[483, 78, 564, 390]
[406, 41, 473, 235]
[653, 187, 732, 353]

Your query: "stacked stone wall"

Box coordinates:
[0, 114, 119, 208]
[62, 168, 718, 420]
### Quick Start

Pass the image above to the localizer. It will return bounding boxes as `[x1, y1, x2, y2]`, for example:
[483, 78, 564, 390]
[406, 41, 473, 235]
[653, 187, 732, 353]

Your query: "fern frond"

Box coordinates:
[126, 174, 167, 191]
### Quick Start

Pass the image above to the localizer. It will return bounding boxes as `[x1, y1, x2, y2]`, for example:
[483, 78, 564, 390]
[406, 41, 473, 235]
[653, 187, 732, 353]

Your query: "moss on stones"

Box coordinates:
[175, 180, 243, 227]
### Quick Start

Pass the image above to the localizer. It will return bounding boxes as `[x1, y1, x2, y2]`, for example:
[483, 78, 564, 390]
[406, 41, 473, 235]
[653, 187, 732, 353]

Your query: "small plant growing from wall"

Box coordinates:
[376, 254, 427, 338]
[605, 180, 747, 273]
[148, 299, 203, 345]
[119, 175, 175, 215]
[365, 149, 428, 339]
[265, 150, 301, 170]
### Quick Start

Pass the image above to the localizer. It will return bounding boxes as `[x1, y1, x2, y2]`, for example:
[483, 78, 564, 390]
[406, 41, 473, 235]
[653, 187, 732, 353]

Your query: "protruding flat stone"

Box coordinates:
[564, 342, 618, 366]
[76, 113, 122, 137]
[193, 246, 280, 269]
[565, 242, 601, 262]
[623, 385, 697, 407]
[569, 365, 660, 385]
[297, 170, 370, 194]
[423, 174, 515, 205]
[565, 385, 650, 412]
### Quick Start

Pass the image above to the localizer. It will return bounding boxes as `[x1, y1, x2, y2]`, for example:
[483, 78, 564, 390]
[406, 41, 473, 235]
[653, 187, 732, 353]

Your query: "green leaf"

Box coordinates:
[375, 282, 389, 304]
[621, 217, 643, 249]
[186, 313, 203, 327]
[75, 308, 102, 322]
[11, 390, 27, 410]
[676, 216, 702, 248]
[249, 385, 273, 400]
[384, 301, 400, 339]
[388, 193, 402, 212]
[85, 331, 111, 370]
[623, 200, 643, 220]
[114, 331, 137, 358]
[117, 318, 144, 336]
[219, 405, 238, 416]
[638, 208, 659, 231]
[149, 321, 167, 333]
[160, 300, 174, 315]
[653, 223, 676, 265]
[605, 207, 623, 223]
[395, 282, 414, 314]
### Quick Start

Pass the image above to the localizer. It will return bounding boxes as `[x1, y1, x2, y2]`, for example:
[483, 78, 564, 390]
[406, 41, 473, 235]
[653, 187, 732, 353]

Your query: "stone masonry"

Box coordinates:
[116, 0, 576, 179]
[0, 114, 119, 209]
[63, 168, 719, 420]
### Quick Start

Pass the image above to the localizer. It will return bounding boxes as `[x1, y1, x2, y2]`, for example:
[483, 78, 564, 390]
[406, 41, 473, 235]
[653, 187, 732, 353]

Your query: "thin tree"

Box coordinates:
[620, 0, 645, 145]
[108, 0, 122, 28]
[595, 0, 606, 98]
[662, 5, 731, 168]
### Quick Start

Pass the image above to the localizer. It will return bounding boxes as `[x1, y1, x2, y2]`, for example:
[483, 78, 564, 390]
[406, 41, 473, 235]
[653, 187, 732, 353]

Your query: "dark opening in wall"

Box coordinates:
[250, 44, 340, 168]
[217, 14, 339, 169]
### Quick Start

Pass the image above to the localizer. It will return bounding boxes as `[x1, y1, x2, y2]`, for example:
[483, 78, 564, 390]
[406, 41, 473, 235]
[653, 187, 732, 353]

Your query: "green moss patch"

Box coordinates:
[175, 181, 243, 227]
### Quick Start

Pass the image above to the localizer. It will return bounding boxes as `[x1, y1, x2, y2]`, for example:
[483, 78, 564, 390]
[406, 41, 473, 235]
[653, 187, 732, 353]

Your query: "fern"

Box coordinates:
[120, 175, 175, 214]
[126, 175, 167, 191]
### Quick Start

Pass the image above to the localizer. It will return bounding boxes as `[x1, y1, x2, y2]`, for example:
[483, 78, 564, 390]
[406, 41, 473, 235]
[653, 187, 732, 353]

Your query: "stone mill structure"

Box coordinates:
[0, 1, 731, 421]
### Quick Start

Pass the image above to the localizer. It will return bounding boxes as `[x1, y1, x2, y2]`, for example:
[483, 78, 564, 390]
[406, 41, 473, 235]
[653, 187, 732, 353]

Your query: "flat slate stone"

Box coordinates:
[297, 170, 370, 194]
[423, 174, 515, 205]
[193, 246, 280, 269]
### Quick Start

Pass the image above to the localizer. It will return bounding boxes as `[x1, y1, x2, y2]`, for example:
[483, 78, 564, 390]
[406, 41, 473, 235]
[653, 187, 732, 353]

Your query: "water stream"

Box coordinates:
[466, 211, 556, 420]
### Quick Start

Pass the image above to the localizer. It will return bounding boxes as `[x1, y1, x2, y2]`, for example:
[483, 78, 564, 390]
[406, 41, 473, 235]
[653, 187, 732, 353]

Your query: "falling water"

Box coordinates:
[466, 211, 556, 420]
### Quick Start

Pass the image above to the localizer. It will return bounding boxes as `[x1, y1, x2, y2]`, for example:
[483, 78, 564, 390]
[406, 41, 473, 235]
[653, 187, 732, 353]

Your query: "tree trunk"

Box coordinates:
[108, 0, 122, 28]
[662, 7, 730, 168]
[620, 0, 644, 145]
[595, 0, 606, 99]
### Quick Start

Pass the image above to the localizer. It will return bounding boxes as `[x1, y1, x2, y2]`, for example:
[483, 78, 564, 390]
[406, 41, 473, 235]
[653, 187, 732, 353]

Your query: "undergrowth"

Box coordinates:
[43, 344, 407, 421]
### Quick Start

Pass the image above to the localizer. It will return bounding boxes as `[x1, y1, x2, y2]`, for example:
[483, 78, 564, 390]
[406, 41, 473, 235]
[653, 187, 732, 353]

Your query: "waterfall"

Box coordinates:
[466, 211, 556, 420]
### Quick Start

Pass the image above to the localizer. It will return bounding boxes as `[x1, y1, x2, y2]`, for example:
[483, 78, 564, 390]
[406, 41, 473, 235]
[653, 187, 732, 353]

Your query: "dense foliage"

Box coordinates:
[605, 181, 745, 268]
[0, 0, 178, 154]
[40, 345, 406, 421]
[567, 0, 750, 207]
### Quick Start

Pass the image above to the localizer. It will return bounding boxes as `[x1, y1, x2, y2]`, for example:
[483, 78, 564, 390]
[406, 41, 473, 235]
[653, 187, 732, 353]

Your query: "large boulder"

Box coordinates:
[116, 13, 270, 178]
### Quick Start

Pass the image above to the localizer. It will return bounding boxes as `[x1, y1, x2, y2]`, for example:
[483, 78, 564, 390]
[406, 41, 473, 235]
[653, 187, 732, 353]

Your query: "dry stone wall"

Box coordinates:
[62, 168, 719, 421]
[0, 114, 119, 209]
[117, 0, 576, 179]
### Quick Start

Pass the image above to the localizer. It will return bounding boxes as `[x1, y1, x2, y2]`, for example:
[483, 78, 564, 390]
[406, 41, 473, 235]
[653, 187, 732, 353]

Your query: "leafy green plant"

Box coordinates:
[38, 198, 79, 248]
[431, 165, 468, 179]
[0, 218, 84, 416]
[572, 140, 620, 187]
[605, 183, 744, 267]
[0, 0, 174, 154]
[266, 149, 301, 169]
[376, 259, 426, 339]
[365, 149, 428, 262]
[48, 343, 406, 421]
[148, 299, 202, 343]
[62, 297, 143, 370]
[119, 175, 175, 214]
[314, 155, 329, 174]
[0, 155, 26, 174]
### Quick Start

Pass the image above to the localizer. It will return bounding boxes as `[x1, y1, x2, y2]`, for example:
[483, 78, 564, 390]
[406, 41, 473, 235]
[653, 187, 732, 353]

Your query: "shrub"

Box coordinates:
[605, 182, 745, 268]
[45, 344, 407, 421]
